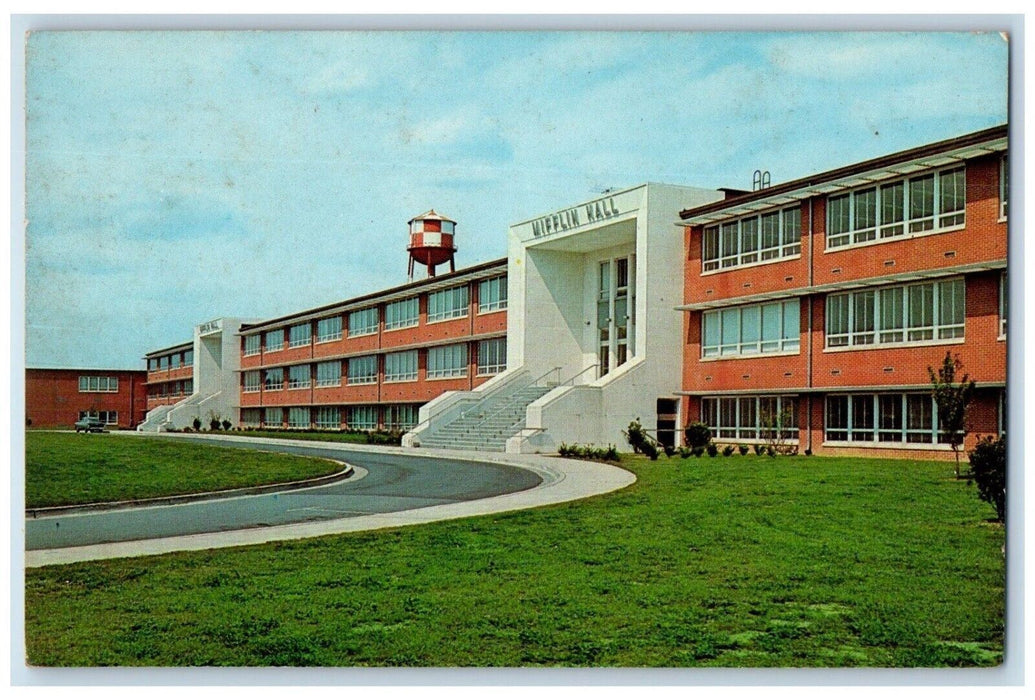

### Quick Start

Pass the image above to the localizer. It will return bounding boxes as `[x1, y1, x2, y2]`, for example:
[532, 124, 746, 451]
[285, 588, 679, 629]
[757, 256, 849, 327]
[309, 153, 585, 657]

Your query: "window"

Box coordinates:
[999, 391, 1007, 436]
[478, 276, 508, 313]
[1000, 272, 1007, 338]
[701, 396, 798, 441]
[477, 338, 507, 375]
[244, 335, 261, 356]
[288, 407, 310, 428]
[264, 368, 284, 391]
[702, 206, 801, 272]
[79, 410, 118, 425]
[243, 371, 261, 393]
[183, 349, 193, 366]
[826, 278, 964, 349]
[289, 323, 312, 348]
[1000, 155, 1008, 219]
[348, 307, 379, 336]
[316, 316, 343, 343]
[427, 344, 468, 379]
[288, 365, 311, 389]
[265, 329, 284, 352]
[78, 376, 119, 393]
[183, 379, 193, 394]
[427, 286, 469, 322]
[148, 358, 158, 371]
[385, 404, 418, 431]
[170, 353, 180, 369]
[240, 408, 261, 428]
[826, 393, 947, 445]
[384, 350, 418, 382]
[826, 166, 965, 249]
[348, 405, 378, 430]
[347, 355, 378, 385]
[702, 300, 799, 358]
[159, 356, 169, 370]
[315, 407, 341, 429]
[384, 297, 419, 330]
[263, 407, 282, 427]
[316, 361, 342, 387]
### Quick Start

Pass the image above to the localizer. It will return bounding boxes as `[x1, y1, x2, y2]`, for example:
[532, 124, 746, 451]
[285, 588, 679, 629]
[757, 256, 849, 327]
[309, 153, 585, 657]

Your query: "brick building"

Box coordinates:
[677, 125, 1008, 459]
[144, 342, 195, 413]
[26, 368, 148, 429]
[237, 257, 508, 431]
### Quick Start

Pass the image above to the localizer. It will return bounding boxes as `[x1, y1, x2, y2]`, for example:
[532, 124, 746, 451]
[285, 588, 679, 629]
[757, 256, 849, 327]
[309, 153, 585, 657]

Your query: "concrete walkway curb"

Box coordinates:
[25, 433, 636, 567]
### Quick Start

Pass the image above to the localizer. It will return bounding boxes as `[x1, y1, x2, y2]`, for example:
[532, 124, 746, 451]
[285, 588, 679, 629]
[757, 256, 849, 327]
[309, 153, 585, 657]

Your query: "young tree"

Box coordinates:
[967, 435, 1006, 523]
[928, 352, 976, 478]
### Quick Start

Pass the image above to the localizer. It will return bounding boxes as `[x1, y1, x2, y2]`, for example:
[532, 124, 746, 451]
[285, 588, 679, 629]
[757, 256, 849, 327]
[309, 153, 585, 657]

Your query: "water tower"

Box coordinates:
[407, 209, 458, 280]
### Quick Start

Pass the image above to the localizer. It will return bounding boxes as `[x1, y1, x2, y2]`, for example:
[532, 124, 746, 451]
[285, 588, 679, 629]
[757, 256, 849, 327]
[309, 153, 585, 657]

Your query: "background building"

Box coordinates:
[26, 368, 147, 429]
[138, 318, 252, 431]
[236, 257, 508, 432]
[678, 125, 1007, 459]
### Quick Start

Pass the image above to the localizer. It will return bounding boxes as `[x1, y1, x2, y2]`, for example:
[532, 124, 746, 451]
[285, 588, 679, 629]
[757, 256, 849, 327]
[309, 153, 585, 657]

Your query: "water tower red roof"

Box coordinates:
[409, 209, 456, 225]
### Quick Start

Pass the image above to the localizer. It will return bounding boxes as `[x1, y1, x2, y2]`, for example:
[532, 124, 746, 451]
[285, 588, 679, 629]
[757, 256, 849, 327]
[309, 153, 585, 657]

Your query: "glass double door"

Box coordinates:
[597, 256, 634, 378]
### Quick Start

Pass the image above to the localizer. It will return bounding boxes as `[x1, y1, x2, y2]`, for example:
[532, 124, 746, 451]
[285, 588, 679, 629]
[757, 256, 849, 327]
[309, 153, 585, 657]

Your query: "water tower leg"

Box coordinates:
[427, 260, 435, 277]
[408, 256, 415, 281]
[449, 256, 455, 273]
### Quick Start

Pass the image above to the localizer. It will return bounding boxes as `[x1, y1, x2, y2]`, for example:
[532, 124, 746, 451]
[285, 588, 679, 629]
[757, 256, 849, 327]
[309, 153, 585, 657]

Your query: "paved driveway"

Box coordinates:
[25, 433, 636, 566]
[26, 436, 542, 551]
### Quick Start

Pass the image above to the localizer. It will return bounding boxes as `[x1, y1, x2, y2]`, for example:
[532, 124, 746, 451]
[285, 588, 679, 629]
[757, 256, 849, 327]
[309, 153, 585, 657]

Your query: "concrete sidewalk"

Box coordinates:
[25, 434, 636, 567]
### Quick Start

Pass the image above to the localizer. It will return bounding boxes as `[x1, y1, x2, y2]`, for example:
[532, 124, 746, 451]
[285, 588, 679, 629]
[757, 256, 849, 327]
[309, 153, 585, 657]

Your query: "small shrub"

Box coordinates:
[625, 418, 646, 454]
[692, 446, 704, 458]
[663, 444, 676, 458]
[603, 445, 619, 461]
[967, 434, 1006, 523]
[641, 441, 659, 461]
[558, 442, 572, 457]
[366, 430, 403, 446]
[192, 417, 202, 431]
[182, 426, 192, 433]
[684, 421, 712, 449]
[753, 443, 765, 456]
[678, 446, 693, 459]
[738, 444, 749, 455]
[209, 418, 221, 431]
[221, 419, 232, 431]
[766, 446, 776, 457]
[706, 443, 718, 458]
[722, 444, 735, 457]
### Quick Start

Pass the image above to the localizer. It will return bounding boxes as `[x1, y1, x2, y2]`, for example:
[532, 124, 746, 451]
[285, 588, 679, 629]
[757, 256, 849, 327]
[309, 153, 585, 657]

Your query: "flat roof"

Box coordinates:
[679, 124, 1009, 221]
[27, 366, 147, 374]
[144, 341, 194, 358]
[239, 257, 508, 335]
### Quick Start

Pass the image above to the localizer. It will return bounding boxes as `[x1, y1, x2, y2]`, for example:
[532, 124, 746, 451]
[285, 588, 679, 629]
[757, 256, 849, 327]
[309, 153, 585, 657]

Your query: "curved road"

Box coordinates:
[26, 436, 542, 551]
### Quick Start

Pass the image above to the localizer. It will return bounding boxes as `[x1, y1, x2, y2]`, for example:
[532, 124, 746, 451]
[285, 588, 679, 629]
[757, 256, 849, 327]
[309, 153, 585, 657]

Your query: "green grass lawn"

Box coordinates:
[25, 433, 344, 508]
[24, 454, 1004, 667]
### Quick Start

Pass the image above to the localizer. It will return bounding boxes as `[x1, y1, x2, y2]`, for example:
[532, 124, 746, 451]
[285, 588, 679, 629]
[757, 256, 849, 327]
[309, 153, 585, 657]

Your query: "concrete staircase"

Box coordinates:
[418, 385, 553, 452]
[136, 404, 175, 432]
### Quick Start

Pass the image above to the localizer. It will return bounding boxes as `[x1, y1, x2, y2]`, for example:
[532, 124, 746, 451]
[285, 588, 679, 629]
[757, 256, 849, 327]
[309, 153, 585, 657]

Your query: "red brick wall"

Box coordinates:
[680, 149, 1007, 460]
[26, 369, 148, 429]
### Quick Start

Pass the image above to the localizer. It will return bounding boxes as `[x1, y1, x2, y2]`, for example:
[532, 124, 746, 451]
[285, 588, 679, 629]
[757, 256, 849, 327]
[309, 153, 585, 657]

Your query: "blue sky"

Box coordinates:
[24, 30, 1008, 369]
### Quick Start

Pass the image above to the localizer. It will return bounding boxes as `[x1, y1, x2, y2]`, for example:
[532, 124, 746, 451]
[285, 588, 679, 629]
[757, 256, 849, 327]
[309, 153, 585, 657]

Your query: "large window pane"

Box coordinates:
[852, 291, 875, 345]
[908, 283, 935, 341]
[826, 396, 848, 441]
[907, 394, 934, 443]
[703, 312, 720, 357]
[909, 174, 935, 231]
[826, 294, 849, 346]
